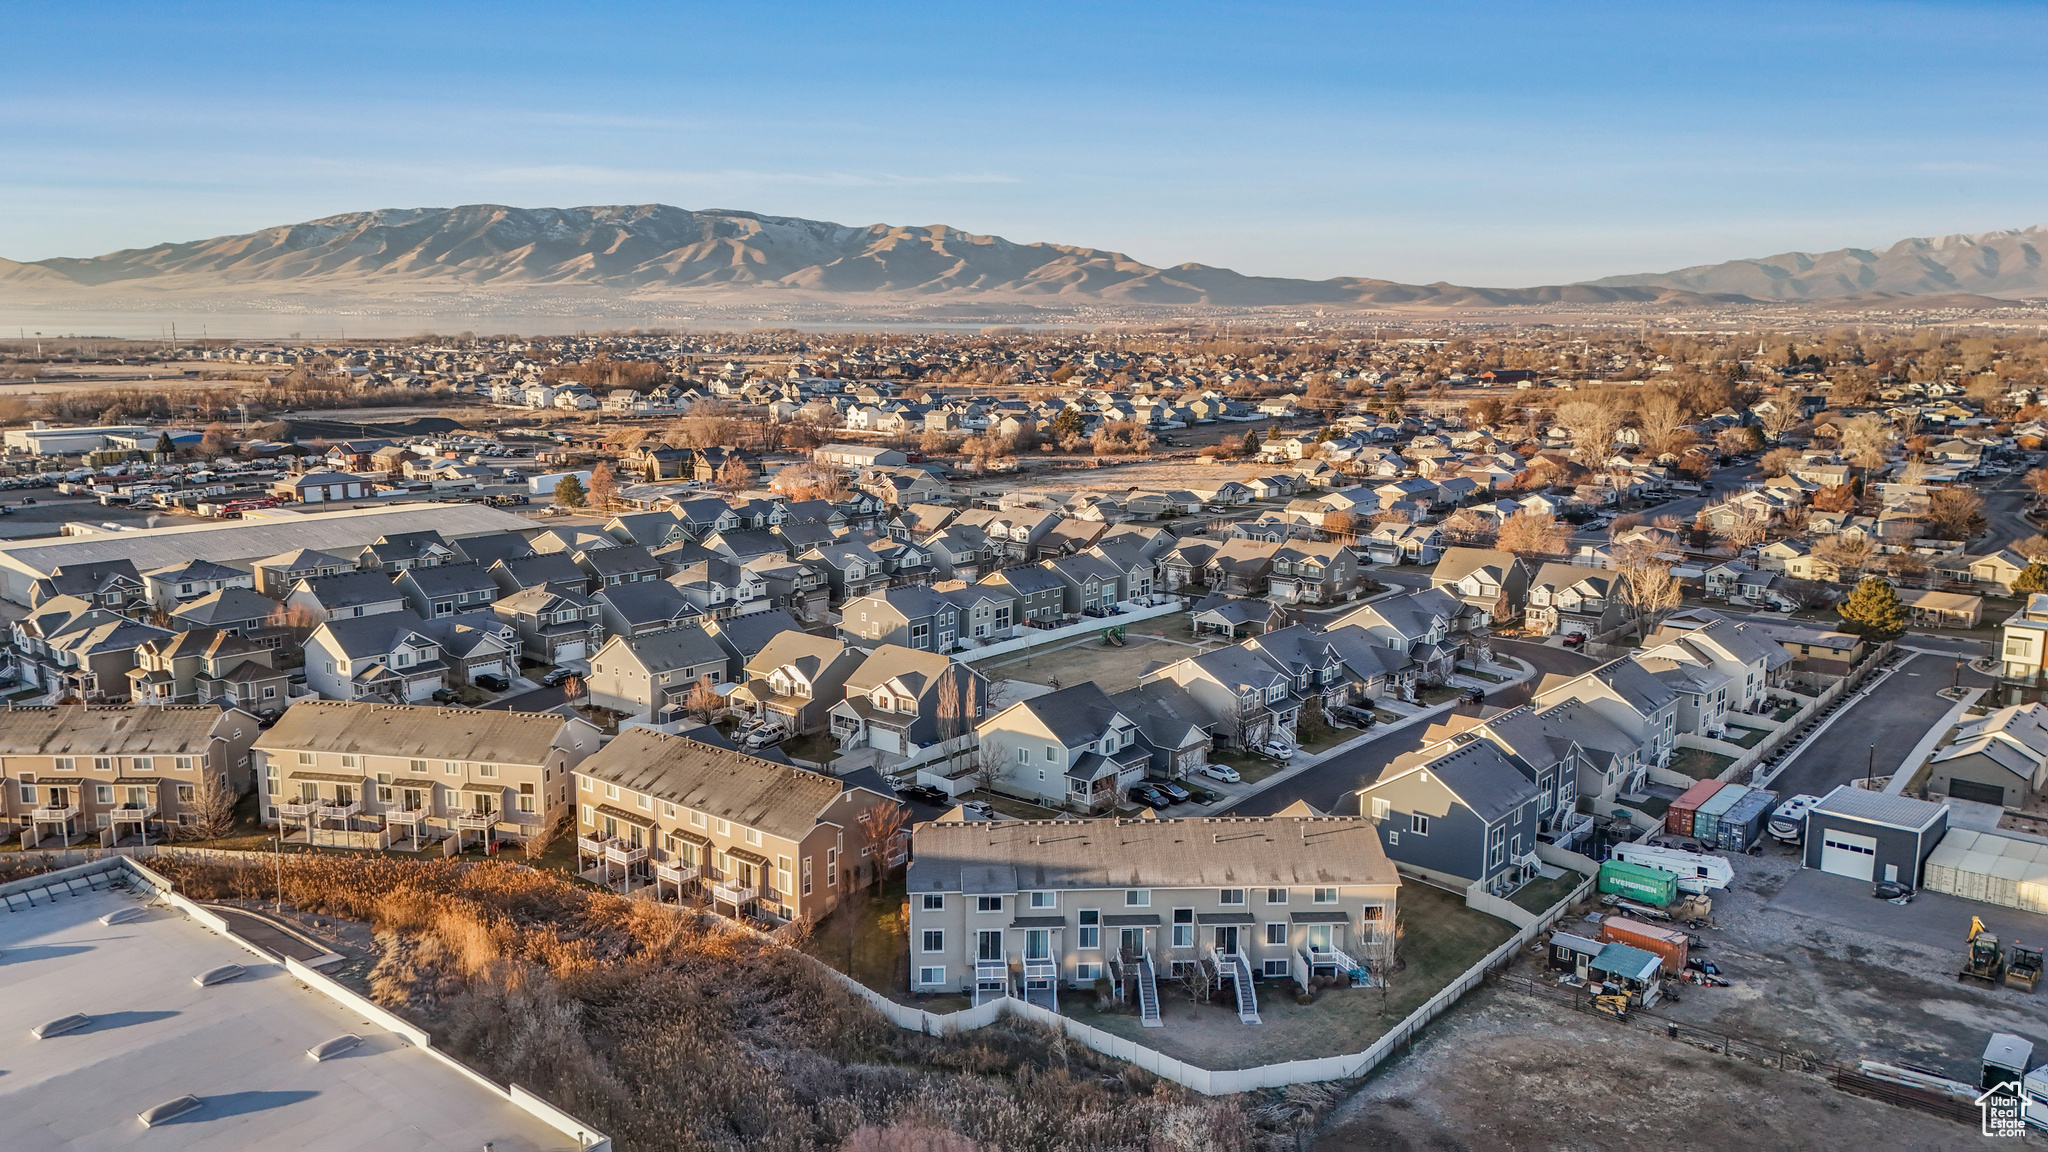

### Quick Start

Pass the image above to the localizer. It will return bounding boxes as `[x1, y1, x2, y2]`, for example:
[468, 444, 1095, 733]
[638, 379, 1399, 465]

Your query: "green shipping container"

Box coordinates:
[1598, 859, 1678, 907]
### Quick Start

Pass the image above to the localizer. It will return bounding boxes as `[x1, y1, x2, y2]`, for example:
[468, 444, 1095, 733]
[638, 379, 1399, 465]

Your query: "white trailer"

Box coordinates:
[1610, 843, 1734, 893]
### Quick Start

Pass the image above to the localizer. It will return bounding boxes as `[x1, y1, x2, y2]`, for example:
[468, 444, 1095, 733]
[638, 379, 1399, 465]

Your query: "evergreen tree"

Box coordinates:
[2016, 563, 2048, 596]
[1050, 405, 1085, 442]
[1836, 575, 1907, 641]
[553, 474, 587, 508]
[1244, 428, 1261, 455]
[154, 432, 175, 458]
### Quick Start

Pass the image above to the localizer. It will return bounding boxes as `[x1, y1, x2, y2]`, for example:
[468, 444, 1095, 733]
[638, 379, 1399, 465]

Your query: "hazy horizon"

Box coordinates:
[5, 1, 2043, 286]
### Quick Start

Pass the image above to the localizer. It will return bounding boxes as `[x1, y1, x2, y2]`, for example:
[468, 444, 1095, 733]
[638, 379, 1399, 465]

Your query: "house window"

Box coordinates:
[1017, 747, 1030, 764]
[636, 793, 651, 811]
[176, 784, 195, 803]
[977, 896, 1002, 913]
[692, 810, 707, 828]
[1125, 889, 1150, 907]
[921, 930, 945, 953]
[175, 757, 194, 771]
[1029, 891, 1056, 910]
[715, 818, 730, 835]
[1265, 922, 1287, 946]
[1218, 889, 1245, 906]
[802, 857, 814, 896]
[922, 893, 945, 912]
[745, 827, 762, 846]
[1078, 909, 1099, 950]
[606, 784, 619, 801]
[1172, 908, 1194, 948]
[479, 764, 497, 778]
[1410, 813, 1429, 836]
[1313, 887, 1339, 904]
[580, 777, 592, 792]
[1045, 745, 1058, 762]
[1266, 888, 1288, 905]
[132, 757, 152, 772]
[445, 762, 459, 775]
[918, 966, 946, 986]
[298, 752, 315, 766]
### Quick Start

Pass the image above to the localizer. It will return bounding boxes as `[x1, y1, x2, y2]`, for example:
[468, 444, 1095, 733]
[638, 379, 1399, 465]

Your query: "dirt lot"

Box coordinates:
[980, 611, 1225, 692]
[1318, 984, 1996, 1151]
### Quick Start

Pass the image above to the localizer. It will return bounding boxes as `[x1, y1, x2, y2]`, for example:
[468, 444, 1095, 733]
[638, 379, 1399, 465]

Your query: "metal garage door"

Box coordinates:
[871, 727, 901, 754]
[555, 640, 585, 662]
[1820, 829, 1878, 881]
[1948, 779, 2006, 806]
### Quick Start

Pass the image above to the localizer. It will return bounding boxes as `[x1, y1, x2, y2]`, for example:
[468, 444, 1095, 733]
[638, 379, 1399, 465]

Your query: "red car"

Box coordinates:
[1561, 633, 1587, 648]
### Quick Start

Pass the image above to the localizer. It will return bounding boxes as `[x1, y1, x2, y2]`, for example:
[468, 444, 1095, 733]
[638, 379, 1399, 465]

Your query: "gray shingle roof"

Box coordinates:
[576, 727, 878, 841]
[0, 705, 233, 756]
[908, 813, 1398, 893]
[255, 700, 571, 765]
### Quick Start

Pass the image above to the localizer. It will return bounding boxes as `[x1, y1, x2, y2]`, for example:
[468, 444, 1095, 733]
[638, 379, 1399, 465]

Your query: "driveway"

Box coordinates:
[1767, 866, 2048, 954]
[1765, 652, 1992, 799]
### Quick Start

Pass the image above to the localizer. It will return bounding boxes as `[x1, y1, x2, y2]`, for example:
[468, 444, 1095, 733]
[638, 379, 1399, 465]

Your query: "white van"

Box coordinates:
[1610, 843, 1734, 893]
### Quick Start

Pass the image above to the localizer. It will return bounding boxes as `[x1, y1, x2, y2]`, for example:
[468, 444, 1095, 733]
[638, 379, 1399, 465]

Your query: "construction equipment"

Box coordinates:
[1591, 993, 1631, 1019]
[1961, 916, 2008, 987]
[2008, 944, 2043, 993]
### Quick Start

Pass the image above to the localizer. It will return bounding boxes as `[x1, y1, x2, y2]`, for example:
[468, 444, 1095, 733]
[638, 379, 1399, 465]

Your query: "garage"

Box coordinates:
[555, 640, 586, 662]
[870, 727, 902, 754]
[1801, 786, 1949, 890]
[1947, 778, 2008, 807]
[1819, 830, 1877, 881]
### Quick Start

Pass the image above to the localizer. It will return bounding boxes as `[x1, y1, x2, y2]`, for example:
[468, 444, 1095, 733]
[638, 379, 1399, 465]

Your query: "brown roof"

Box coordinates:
[575, 727, 878, 843]
[255, 701, 573, 766]
[0, 705, 232, 757]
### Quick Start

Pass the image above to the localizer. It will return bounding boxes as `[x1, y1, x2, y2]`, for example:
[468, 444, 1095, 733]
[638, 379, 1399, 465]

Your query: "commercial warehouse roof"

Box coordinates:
[1810, 784, 1949, 833]
[0, 503, 534, 605]
[0, 863, 603, 1151]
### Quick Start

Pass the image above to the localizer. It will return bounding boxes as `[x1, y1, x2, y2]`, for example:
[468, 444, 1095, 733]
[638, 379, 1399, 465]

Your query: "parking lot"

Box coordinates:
[1638, 842, 2048, 1083]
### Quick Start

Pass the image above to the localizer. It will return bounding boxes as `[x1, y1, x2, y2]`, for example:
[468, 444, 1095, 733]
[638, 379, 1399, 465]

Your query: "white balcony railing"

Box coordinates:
[456, 812, 498, 831]
[277, 801, 319, 818]
[577, 835, 614, 857]
[317, 800, 363, 820]
[711, 883, 759, 906]
[32, 805, 78, 823]
[654, 862, 700, 885]
[1023, 958, 1057, 981]
[975, 959, 1009, 983]
[604, 842, 649, 865]
[108, 804, 157, 822]
[383, 808, 424, 824]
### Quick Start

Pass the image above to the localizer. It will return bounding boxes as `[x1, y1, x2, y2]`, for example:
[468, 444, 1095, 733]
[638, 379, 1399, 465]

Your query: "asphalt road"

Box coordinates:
[479, 684, 570, 712]
[1765, 651, 1992, 800]
[1233, 639, 1599, 817]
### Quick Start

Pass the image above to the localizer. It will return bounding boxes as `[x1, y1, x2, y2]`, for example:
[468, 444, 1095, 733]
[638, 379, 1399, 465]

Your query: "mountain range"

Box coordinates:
[2, 204, 2043, 309]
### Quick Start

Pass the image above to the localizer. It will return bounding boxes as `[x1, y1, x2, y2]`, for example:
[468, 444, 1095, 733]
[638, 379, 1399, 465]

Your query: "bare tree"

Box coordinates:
[522, 813, 566, 861]
[1613, 542, 1683, 638]
[1760, 446, 1802, 477]
[855, 802, 911, 886]
[1555, 399, 1622, 467]
[769, 462, 850, 501]
[1758, 400, 1804, 441]
[1840, 414, 1895, 470]
[177, 770, 241, 841]
[971, 739, 1017, 796]
[586, 462, 620, 510]
[682, 675, 719, 720]
[1926, 486, 1985, 541]
[1633, 390, 1690, 457]
[1814, 533, 1874, 574]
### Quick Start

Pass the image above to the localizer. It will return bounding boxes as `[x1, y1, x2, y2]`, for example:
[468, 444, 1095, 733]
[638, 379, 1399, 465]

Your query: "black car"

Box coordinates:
[1330, 703, 1378, 728]
[1153, 780, 1191, 803]
[1128, 784, 1170, 808]
[896, 785, 949, 806]
[430, 688, 458, 704]
[541, 668, 577, 687]
[1460, 686, 1486, 705]
[473, 673, 510, 693]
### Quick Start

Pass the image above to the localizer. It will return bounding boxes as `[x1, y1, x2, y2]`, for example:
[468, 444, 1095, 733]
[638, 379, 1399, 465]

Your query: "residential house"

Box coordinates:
[975, 682, 1155, 812]
[1926, 703, 2048, 809]
[840, 585, 965, 652]
[827, 645, 989, 756]
[977, 565, 1066, 628]
[1329, 589, 1466, 688]
[1525, 563, 1626, 639]
[905, 809, 1398, 997]
[594, 581, 700, 638]
[730, 631, 867, 737]
[11, 596, 171, 702]
[1268, 541, 1363, 606]
[701, 609, 807, 685]
[575, 544, 663, 590]
[0, 705, 259, 847]
[1140, 647, 1299, 749]
[256, 701, 598, 848]
[30, 560, 146, 612]
[1898, 588, 1982, 629]
[286, 571, 408, 623]
[127, 629, 289, 711]
[395, 562, 502, 620]
[143, 560, 253, 609]
[584, 624, 733, 723]
[802, 542, 891, 605]
[356, 531, 458, 573]
[1356, 735, 1543, 893]
[1364, 522, 1445, 566]
[1532, 657, 1680, 786]
[253, 549, 352, 598]
[1430, 548, 1530, 625]
[489, 553, 592, 597]
[572, 727, 903, 921]
[1107, 679, 1214, 779]
[492, 586, 604, 664]
[169, 587, 285, 646]
[303, 611, 513, 703]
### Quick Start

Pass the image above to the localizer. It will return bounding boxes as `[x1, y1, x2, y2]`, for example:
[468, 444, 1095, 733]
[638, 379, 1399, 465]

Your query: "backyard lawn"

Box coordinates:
[1668, 747, 1738, 781]
[981, 613, 1217, 694]
[801, 877, 974, 1011]
[1719, 724, 1769, 749]
[1061, 881, 1517, 1069]
[1509, 870, 1586, 914]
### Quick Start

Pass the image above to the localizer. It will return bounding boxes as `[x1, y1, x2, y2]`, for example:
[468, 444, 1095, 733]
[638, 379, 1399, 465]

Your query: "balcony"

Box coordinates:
[32, 805, 78, 823]
[974, 958, 1009, 984]
[711, 883, 759, 906]
[108, 803, 157, 822]
[277, 800, 319, 819]
[383, 807, 425, 824]
[1022, 958, 1057, 982]
[455, 812, 498, 831]
[654, 862, 700, 885]
[317, 799, 363, 820]
[604, 841, 649, 865]
[577, 834, 615, 857]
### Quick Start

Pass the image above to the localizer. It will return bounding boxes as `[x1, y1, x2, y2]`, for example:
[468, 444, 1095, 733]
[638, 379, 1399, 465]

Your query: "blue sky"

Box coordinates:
[4, 1, 2042, 284]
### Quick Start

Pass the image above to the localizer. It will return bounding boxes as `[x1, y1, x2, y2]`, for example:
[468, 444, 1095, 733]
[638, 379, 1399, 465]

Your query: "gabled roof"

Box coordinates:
[492, 552, 588, 592]
[293, 570, 403, 610]
[745, 629, 852, 681]
[314, 611, 438, 660]
[1003, 681, 1130, 748]
[603, 624, 727, 674]
[171, 586, 278, 627]
[577, 727, 876, 842]
[593, 580, 696, 627]
[1377, 737, 1540, 823]
[397, 561, 498, 598]
[0, 704, 235, 755]
[256, 700, 573, 765]
[843, 643, 954, 696]
[145, 559, 246, 584]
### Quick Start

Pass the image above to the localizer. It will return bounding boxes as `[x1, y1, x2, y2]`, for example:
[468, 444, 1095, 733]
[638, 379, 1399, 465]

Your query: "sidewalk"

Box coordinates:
[1211, 654, 1537, 808]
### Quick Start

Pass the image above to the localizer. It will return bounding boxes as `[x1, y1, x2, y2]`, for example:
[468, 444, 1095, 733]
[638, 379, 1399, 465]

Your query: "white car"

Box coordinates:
[1258, 741, 1297, 761]
[742, 724, 788, 749]
[1202, 764, 1242, 784]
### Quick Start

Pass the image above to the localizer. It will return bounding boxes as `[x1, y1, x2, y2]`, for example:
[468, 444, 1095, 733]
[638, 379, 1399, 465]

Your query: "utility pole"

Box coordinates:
[1865, 743, 1875, 788]
[271, 835, 283, 914]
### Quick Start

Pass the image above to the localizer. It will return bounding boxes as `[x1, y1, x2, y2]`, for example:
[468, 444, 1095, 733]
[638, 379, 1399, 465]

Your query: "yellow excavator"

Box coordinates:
[1961, 916, 2007, 987]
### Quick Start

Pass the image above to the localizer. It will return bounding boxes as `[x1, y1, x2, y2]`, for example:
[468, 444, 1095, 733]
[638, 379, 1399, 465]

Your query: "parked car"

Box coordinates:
[1153, 780, 1191, 803]
[961, 800, 996, 819]
[430, 688, 458, 704]
[1258, 740, 1296, 761]
[743, 723, 789, 749]
[1330, 704, 1378, 728]
[896, 785, 949, 806]
[1184, 783, 1224, 804]
[1561, 633, 1587, 648]
[541, 667, 577, 687]
[1128, 784, 1171, 808]
[472, 673, 510, 693]
[1460, 686, 1486, 705]
[1202, 763, 1242, 784]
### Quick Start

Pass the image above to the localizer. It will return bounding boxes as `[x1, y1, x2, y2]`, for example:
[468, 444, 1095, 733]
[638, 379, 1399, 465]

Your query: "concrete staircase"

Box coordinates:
[1221, 951, 1260, 1024]
[1136, 953, 1163, 1028]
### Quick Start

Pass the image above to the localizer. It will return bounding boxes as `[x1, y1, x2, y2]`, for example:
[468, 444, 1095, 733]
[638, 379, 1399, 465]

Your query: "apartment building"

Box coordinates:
[253, 701, 600, 848]
[906, 808, 1399, 1010]
[571, 727, 903, 922]
[0, 705, 259, 847]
